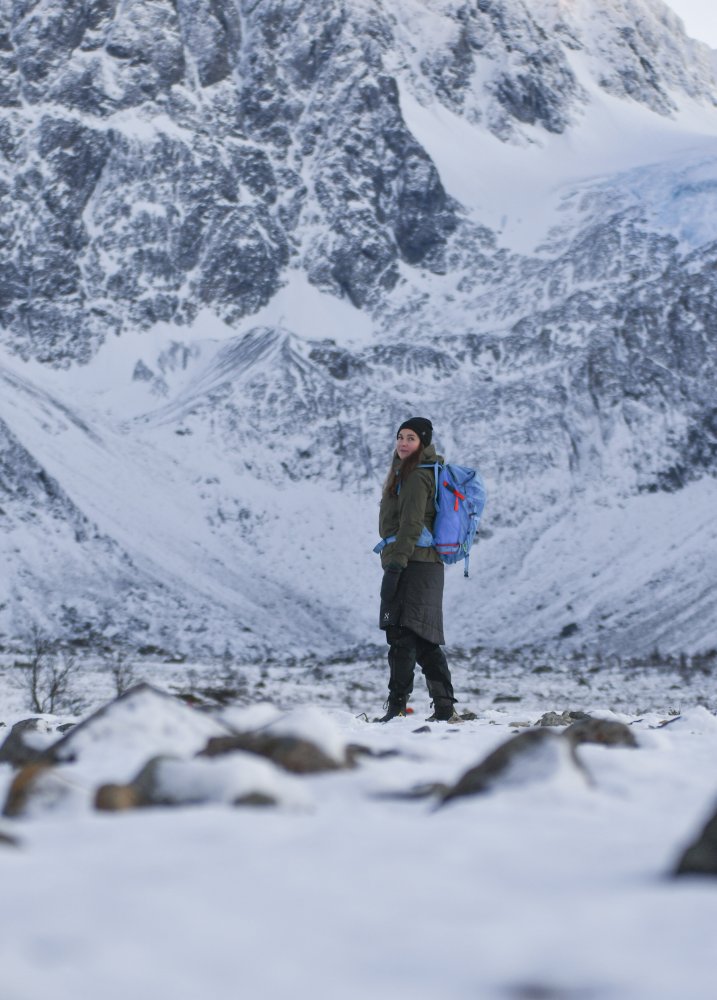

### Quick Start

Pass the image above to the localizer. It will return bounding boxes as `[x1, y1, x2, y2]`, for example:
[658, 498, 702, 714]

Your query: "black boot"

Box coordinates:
[428, 699, 461, 723]
[419, 645, 459, 721]
[376, 697, 407, 723]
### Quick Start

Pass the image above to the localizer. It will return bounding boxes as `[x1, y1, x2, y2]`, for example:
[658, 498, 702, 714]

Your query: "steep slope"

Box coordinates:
[0, 0, 716, 657]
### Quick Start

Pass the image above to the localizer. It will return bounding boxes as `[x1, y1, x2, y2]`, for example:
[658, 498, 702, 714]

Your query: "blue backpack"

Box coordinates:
[374, 462, 487, 577]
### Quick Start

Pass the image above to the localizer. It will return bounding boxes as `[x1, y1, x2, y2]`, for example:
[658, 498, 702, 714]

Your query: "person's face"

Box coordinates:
[396, 429, 422, 460]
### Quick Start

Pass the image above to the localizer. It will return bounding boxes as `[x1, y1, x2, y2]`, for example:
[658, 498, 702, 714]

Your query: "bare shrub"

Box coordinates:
[14, 626, 84, 715]
[103, 647, 138, 697]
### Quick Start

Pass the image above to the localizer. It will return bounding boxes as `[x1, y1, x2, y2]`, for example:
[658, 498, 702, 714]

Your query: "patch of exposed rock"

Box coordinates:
[674, 803, 717, 877]
[35, 682, 230, 767]
[441, 729, 589, 804]
[0, 718, 58, 767]
[199, 731, 348, 774]
[563, 718, 638, 748]
[2, 761, 77, 818]
[536, 710, 592, 728]
[0, 827, 20, 847]
[95, 752, 308, 811]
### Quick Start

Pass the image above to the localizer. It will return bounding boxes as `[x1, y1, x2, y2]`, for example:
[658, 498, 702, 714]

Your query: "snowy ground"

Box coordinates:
[1, 656, 717, 1000]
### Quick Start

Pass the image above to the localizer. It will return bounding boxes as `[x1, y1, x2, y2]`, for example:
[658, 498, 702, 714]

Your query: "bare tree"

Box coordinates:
[103, 646, 138, 697]
[14, 626, 84, 714]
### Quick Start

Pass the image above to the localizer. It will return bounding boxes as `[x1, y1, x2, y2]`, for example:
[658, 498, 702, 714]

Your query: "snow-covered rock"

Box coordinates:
[95, 752, 311, 811]
[441, 728, 590, 802]
[0, 717, 59, 767]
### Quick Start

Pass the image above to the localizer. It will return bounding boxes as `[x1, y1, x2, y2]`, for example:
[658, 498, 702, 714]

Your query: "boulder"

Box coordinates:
[95, 752, 308, 811]
[0, 718, 57, 767]
[37, 683, 230, 772]
[3, 685, 233, 818]
[95, 782, 140, 812]
[441, 729, 588, 804]
[674, 805, 717, 876]
[563, 718, 638, 748]
[200, 732, 343, 774]
[2, 762, 80, 818]
[203, 704, 351, 773]
[537, 710, 592, 727]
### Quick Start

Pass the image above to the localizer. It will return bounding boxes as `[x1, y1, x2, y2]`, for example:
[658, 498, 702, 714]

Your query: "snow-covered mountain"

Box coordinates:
[1, 0, 716, 658]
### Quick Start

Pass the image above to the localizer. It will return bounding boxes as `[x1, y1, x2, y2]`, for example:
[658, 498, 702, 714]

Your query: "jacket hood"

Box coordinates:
[420, 444, 440, 464]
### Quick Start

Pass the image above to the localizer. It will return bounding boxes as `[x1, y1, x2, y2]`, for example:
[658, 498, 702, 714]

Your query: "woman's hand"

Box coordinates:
[380, 563, 403, 603]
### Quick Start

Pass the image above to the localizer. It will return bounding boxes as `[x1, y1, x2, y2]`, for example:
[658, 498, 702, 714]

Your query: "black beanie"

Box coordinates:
[397, 417, 433, 446]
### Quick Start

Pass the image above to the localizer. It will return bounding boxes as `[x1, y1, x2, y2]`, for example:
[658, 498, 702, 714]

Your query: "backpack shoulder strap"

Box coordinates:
[418, 462, 441, 507]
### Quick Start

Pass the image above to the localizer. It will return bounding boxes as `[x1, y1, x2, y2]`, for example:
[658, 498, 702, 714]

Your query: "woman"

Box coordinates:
[376, 417, 458, 723]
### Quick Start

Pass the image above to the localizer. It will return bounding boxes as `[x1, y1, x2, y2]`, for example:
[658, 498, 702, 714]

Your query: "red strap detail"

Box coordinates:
[443, 481, 465, 511]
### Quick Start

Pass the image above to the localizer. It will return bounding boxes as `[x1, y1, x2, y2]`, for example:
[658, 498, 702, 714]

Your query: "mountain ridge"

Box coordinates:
[1, 0, 716, 657]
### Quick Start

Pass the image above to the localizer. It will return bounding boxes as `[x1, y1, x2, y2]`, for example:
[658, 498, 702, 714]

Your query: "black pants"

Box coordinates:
[385, 625, 455, 709]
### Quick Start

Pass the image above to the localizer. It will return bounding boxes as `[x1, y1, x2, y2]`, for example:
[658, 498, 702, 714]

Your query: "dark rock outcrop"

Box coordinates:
[674, 804, 717, 877]
[440, 728, 588, 804]
[0, 718, 54, 767]
[199, 731, 347, 774]
[563, 718, 638, 748]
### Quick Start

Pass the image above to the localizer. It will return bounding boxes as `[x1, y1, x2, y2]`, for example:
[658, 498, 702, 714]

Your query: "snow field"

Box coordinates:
[2, 672, 717, 1000]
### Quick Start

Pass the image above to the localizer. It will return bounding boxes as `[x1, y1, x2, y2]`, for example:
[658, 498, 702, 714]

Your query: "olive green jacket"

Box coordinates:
[378, 445, 443, 569]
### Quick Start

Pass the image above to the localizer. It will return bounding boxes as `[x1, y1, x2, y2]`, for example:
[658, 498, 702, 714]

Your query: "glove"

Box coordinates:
[380, 563, 403, 603]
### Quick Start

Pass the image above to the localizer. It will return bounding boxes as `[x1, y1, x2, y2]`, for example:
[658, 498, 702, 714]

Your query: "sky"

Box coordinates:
[666, 0, 717, 48]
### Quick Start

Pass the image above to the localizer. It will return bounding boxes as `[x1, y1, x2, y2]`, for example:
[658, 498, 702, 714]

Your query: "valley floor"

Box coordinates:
[1, 653, 716, 1000]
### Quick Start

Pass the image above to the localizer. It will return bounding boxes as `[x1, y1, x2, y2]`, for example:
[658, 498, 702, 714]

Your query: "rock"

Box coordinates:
[3, 684, 233, 818]
[345, 744, 401, 763]
[199, 732, 344, 774]
[563, 718, 638, 748]
[674, 806, 717, 876]
[233, 792, 276, 808]
[0, 828, 20, 847]
[203, 703, 351, 773]
[96, 753, 303, 811]
[0, 718, 57, 767]
[376, 782, 450, 801]
[441, 729, 588, 804]
[38, 683, 230, 769]
[536, 710, 592, 727]
[261, 705, 349, 764]
[95, 783, 140, 812]
[2, 761, 76, 818]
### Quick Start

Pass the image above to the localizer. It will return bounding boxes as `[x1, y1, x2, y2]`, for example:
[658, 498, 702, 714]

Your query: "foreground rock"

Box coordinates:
[95, 753, 309, 812]
[441, 729, 589, 804]
[204, 704, 352, 773]
[38, 683, 230, 769]
[0, 719, 60, 768]
[200, 732, 346, 774]
[674, 805, 717, 876]
[563, 718, 638, 748]
[537, 710, 592, 727]
[0, 828, 21, 847]
[3, 762, 79, 819]
[2, 684, 231, 818]
[2, 691, 350, 818]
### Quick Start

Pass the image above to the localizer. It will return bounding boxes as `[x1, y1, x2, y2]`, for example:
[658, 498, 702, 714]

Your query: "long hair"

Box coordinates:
[382, 448, 423, 499]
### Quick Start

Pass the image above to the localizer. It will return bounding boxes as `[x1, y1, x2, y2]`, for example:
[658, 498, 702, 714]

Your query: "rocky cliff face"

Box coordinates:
[1, 0, 714, 359]
[1, 0, 716, 657]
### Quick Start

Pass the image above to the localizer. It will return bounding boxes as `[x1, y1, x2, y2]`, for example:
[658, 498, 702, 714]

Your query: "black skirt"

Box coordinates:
[379, 561, 445, 645]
